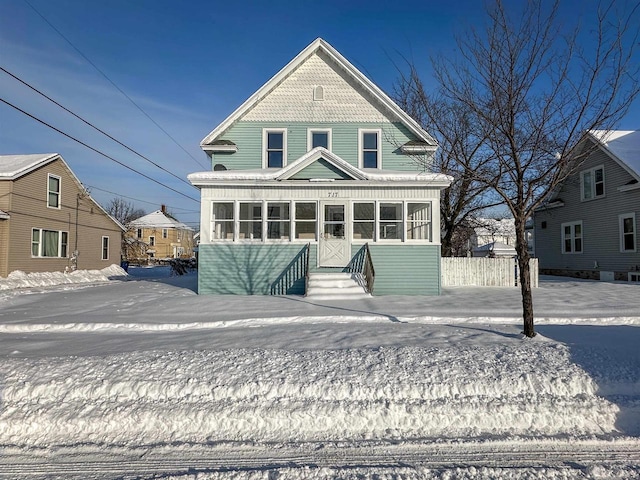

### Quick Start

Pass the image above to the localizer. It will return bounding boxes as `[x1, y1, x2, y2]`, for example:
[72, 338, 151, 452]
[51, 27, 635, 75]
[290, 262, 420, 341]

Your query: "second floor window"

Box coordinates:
[137, 228, 142, 239]
[581, 166, 604, 201]
[162, 228, 168, 239]
[48, 174, 61, 208]
[149, 236, 155, 247]
[264, 129, 286, 168]
[360, 130, 381, 169]
[309, 129, 331, 151]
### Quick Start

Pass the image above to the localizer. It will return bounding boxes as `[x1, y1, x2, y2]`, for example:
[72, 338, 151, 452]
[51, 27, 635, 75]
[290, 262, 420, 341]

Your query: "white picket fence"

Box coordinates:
[441, 257, 539, 287]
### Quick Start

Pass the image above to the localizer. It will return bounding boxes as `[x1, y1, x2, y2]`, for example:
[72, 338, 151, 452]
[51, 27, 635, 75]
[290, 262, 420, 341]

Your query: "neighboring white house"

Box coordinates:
[467, 218, 516, 257]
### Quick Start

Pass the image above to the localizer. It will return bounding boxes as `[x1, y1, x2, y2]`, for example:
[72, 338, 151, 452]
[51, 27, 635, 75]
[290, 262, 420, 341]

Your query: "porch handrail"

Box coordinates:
[304, 242, 311, 295]
[362, 243, 375, 294]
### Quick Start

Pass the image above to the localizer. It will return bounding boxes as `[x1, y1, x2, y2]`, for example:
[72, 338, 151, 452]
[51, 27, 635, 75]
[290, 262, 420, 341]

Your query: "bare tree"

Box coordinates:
[394, 68, 503, 256]
[105, 197, 145, 225]
[433, 0, 639, 336]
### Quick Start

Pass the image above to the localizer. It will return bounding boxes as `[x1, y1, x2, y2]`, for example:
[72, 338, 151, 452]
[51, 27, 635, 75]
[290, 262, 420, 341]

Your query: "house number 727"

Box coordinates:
[327, 191, 339, 197]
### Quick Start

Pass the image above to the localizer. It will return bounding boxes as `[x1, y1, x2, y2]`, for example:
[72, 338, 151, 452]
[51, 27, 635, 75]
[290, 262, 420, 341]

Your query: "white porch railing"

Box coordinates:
[441, 257, 539, 287]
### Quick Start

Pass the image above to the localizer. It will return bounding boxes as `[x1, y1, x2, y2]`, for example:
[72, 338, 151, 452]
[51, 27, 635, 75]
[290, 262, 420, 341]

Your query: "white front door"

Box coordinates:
[319, 201, 350, 267]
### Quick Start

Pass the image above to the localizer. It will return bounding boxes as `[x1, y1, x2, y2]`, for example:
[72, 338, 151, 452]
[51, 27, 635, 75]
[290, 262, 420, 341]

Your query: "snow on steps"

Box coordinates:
[305, 272, 371, 300]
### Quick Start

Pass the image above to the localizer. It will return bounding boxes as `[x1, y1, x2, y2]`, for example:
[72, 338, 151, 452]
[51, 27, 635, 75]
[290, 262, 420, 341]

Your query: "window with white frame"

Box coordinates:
[136, 228, 142, 239]
[562, 221, 582, 254]
[212, 202, 234, 240]
[239, 202, 262, 240]
[267, 202, 290, 240]
[359, 129, 381, 169]
[263, 129, 286, 168]
[619, 213, 636, 252]
[308, 129, 331, 151]
[31, 228, 68, 257]
[406, 203, 432, 241]
[581, 166, 605, 201]
[102, 236, 109, 260]
[162, 228, 168, 239]
[353, 203, 374, 240]
[294, 202, 316, 240]
[149, 236, 155, 247]
[47, 174, 61, 208]
[379, 203, 402, 240]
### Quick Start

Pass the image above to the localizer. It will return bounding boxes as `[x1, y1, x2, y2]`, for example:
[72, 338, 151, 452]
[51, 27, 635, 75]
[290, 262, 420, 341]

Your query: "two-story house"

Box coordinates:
[126, 206, 194, 261]
[0, 153, 124, 277]
[188, 38, 452, 295]
[534, 130, 640, 281]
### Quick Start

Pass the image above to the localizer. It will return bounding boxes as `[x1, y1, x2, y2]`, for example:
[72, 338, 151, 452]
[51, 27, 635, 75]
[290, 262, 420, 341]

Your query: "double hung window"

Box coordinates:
[267, 202, 290, 240]
[379, 203, 402, 240]
[31, 228, 68, 257]
[581, 166, 605, 200]
[294, 203, 317, 240]
[264, 129, 286, 168]
[359, 129, 381, 169]
[212, 202, 234, 239]
[406, 203, 432, 241]
[620, 213, 636, 252]
[102, 236, 109, 260]
[47, 174, 61, 208]
[239, 202, 262, 240]
[562, 221, 583, 254]
[353, 203, 374, 240]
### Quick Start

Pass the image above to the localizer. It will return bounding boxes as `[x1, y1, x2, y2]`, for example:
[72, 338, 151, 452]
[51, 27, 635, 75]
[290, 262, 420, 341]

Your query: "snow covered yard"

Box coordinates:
[0, 267, 639, 479]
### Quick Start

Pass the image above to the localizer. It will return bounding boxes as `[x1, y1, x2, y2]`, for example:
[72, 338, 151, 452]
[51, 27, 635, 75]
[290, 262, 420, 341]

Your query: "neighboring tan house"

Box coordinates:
[534, 130, 640, 281]
[188, 38, 452, 295]
[126, 207, 194, 260]
[0, 153, 124, 277]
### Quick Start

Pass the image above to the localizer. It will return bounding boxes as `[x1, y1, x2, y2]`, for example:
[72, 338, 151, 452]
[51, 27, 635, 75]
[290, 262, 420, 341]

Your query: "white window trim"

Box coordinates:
[619, 213, 637, 253]
[580, 165, 605, 201]
[293, 201, 318, 242]
[102, 236, 110, 260]
[149, 235, 155, 247]
[47, 173, 61, 209]
[358, 129, 382, 169]
[378, 201, 404, 242]
[561, 221, 583, 254]
[31, 228, 68, 258]
[307, 128, 332, 152]
[405, 202, 433, 242]
[262, 128, 287, 169]
[136, 228, 143, 239]
[162, 228, 168, 239]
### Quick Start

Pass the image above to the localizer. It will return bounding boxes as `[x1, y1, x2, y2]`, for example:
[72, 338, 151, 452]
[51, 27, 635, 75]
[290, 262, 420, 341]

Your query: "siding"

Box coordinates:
[535, 146, 640, 274]
[198, 243, 314, 295]
[211, 121, 431, 172]
[363, 244, 441, 295]
[1, 159, 123, 276]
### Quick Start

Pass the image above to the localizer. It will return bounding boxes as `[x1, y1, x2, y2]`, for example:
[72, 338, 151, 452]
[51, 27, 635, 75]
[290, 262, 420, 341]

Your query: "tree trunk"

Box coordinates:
[514, 219, 535, 337]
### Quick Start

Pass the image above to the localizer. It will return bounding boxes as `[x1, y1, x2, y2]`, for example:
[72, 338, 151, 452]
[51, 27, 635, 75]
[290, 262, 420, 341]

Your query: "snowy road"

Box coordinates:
[2, 440, 640, 479]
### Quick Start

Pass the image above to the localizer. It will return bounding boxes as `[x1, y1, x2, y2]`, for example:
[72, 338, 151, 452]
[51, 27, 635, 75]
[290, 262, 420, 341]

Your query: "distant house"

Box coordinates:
[0, 153, 124, 277]
[126, 206, 194, 260]
[534, 130, 640, 281]
[469, 218, 516, 257]
[188, 38, 451, 295]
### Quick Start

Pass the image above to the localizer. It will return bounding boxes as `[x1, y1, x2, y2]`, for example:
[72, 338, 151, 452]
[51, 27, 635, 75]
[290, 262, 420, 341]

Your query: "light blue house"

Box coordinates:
[189, 38, 451, 295]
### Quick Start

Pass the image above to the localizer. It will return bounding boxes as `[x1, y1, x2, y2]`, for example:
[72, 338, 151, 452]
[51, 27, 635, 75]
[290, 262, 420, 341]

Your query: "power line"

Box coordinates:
[1, 66, 197, 190]
[85, 184, 200, 213]
[1, 98, 200, 203]
[22, 0, 209, 171]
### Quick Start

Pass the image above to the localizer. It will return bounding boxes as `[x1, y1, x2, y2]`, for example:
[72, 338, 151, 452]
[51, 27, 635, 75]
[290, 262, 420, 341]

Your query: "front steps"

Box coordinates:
[305, 272, 371, 300]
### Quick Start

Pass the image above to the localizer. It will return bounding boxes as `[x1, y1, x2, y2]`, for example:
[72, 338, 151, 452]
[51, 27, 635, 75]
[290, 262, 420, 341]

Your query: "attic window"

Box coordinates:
[313, 85, 324, 101]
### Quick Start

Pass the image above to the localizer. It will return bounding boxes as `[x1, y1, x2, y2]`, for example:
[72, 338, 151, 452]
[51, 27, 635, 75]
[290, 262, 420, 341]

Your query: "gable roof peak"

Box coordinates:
[200, 38, 437, 148]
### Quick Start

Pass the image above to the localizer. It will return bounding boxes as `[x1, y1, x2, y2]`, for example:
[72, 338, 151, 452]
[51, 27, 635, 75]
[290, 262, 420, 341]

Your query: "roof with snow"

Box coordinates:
[588, 130, 640, 180]
[189, 147, 452, 186]
[470, 218, 516, 237]
[128, 210, 193, 230]
[0, 153, 59, 180]
[200, 38, 438, 149]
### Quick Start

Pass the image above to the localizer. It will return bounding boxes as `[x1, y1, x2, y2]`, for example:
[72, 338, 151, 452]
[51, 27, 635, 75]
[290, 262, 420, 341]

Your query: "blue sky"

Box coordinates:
[1, 0, 638, 229]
